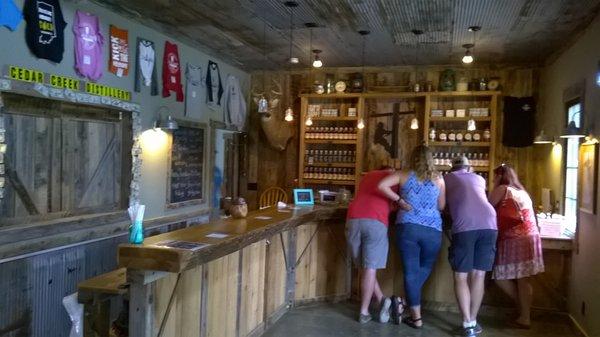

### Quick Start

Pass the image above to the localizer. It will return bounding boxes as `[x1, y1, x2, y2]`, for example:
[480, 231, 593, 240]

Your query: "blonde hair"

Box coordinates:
[409, 145, 439, 181]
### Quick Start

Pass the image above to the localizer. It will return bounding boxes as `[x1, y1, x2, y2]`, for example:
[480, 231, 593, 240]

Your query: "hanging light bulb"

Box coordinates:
[285, 107, 294, 122]
[462, 44, 474, 64]
[357, 118, 365, 130]
[257, 96, 268, 113]
[312, 49, 323, 68]
[305, 116, 313, 126]
[467, 118, 476, 131]
[410, 117, 419, 130]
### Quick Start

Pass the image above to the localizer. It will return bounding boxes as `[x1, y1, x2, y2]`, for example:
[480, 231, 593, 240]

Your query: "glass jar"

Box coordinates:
[448, 130, 456, 142]
[473, 131, 481, 142]
[483, 128, 491, 141]
[439, 130, 447, 142]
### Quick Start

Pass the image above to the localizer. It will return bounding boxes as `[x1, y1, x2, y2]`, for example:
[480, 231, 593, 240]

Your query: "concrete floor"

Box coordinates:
[262, 302, 582, 337]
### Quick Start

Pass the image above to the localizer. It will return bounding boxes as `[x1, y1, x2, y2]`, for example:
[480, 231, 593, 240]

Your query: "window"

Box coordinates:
[564, 101, 582, 224]
[0, 93, 132, 225]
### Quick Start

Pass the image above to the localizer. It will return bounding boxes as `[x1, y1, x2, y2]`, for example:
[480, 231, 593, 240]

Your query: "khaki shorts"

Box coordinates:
[346, 218, 389, 269]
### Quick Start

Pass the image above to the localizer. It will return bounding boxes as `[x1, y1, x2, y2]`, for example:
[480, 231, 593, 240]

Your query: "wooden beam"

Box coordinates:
[4, 161, 39, 215]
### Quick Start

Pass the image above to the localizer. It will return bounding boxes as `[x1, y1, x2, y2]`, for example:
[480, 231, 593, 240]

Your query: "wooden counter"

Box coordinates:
[121, 205, 349, 337]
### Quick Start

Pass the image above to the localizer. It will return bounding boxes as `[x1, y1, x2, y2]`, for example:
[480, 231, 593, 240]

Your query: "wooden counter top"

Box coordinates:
[118, 205, 347, 273]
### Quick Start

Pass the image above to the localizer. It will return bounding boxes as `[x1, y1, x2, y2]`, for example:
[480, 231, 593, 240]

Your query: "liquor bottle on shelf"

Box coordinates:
[439, 130, 448, 142]
[448, 130, 456, 142]
[464, 132, 473, 141]
[473, 131, 482, 142]
[456, 130, 464, 142]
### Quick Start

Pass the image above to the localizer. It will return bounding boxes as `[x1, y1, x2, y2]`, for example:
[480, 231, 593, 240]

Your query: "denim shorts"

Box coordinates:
[449, 229, 498, 272]
[346, 218, 389, 269]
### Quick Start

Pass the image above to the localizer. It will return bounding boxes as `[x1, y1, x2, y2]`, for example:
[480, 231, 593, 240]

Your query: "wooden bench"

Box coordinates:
[78, 268, 128, 337]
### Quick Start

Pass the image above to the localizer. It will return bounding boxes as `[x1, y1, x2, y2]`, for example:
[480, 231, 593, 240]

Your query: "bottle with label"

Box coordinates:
[429, 128, 437, 141]
[483, 128, 491, 141]
[448, 130, 456, 142]
[439, 130, 448, 142]
[473, 131, 481, 142]
[464, 132, 473, 141]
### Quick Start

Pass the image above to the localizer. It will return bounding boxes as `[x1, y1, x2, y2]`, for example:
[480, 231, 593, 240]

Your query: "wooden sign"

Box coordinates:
[167, 120, 206, 208]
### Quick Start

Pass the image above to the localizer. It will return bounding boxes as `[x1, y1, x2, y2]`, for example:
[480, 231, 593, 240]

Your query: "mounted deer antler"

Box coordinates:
[251, 76, 293, 151]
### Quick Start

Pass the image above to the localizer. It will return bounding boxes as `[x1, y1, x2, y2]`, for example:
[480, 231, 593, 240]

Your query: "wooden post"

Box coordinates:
[128, 270, 167, 337]
[284, 228, 297, 308]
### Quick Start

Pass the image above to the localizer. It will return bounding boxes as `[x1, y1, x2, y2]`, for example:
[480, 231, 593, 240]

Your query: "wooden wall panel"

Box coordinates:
[264, 233, 288, 317]
[154, 273, 180, 336]
[239, 240, 266, 336]
[206, 252, 239, 337]
[177, 265, 203, 337]
[295, 222, 348, 301]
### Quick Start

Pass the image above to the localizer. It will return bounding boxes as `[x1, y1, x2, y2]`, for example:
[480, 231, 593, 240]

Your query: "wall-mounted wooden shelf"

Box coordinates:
[308, 162, 356, 168]
[429, 141, 491, 147]
[309, 116, 359, 121]
[435, 165, 490, 172]
[429, 116, 492, 122]
[302, 179, 356, 185]
[304, 139, 357, 145]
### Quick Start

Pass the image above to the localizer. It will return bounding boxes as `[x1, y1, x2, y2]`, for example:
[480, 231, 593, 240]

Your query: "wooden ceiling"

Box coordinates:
[94, 0, 600, 71]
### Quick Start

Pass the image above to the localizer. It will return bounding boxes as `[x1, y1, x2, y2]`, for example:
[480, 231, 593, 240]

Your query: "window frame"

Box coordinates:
[562, 98, 583, 226]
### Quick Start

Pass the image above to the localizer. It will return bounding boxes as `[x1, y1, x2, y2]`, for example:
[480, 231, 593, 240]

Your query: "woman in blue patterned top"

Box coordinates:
[378, 145, 446, 329]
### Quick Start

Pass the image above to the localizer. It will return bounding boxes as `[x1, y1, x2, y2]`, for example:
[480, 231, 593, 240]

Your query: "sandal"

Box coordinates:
[402, 316, 423, 329]
[390, 296, 405, 325]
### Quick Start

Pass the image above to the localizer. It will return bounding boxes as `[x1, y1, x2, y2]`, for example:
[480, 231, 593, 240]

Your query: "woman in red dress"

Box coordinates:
[488, 164, 544, 329]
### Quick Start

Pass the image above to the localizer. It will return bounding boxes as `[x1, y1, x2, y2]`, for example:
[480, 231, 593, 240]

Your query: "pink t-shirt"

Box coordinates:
[347, 170, 395, 226]
[73, 10, 104, 81]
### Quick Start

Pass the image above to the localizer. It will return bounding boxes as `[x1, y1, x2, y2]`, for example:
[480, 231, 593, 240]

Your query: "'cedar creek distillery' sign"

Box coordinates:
[5, 65, 131, 101]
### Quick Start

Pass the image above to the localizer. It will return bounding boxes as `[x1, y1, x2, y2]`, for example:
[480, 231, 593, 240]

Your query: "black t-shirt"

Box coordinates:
[502, 96, 536, 147]
[23, 0, 67, 63]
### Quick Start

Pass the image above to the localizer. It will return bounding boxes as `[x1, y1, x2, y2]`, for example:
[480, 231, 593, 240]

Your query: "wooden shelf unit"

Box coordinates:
[299, 95, 365, 195]
[423, 91, 500, 189]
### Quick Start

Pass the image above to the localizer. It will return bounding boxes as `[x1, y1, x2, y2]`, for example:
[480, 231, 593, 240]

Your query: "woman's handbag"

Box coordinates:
[497, 188, 524, 230]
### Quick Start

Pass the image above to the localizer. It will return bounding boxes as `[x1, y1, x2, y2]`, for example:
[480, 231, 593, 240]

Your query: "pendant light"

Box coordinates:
[257, 20, 269, 114]
[357, 30, 370, 130]
[533, 130, 554, 144]
[410, 29, 423, 130]
[284, 1, 298, 122]
[462, 44, 474, 64]
[462, 26, 480, 64]
[560, 121, 585, 138]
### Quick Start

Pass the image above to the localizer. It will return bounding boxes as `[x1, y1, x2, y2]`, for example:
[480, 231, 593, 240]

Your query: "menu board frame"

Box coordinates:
[166, 119, 207, 209]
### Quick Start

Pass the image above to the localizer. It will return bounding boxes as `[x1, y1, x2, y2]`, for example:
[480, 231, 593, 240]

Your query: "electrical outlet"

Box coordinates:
[581, 301, 586, 316]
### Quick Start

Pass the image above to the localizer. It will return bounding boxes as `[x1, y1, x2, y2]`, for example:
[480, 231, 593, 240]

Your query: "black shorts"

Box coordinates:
[449, 229, 498, 273]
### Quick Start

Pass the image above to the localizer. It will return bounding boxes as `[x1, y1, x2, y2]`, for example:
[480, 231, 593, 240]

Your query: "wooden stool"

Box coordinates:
[78, 268, 128, 337]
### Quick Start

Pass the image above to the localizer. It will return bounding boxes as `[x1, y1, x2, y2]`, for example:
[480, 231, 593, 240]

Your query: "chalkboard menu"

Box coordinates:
[167, 123, 205, 207]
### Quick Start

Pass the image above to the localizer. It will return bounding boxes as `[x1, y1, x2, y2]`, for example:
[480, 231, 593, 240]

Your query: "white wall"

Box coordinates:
[0, 0, 249, 219]
[538, 13, 600, 337]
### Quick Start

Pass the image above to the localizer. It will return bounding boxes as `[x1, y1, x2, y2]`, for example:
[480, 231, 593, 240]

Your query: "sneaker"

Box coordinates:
[378, 297, 391, 323]
[473, 323, 483, 334]
[359, 313, 372, 324]
[462, 327, 477, 337]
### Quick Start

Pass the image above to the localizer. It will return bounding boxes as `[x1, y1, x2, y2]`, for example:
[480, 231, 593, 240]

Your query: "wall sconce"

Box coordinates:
[467, 118, 476, 131]
[533, 130, 554, 144]
[153, 106, 178, 131]
[560, 120, 584, 138]
[410, 117, 419, 130]
[312, 49, 323, 68]
[357, 118, 365, 130]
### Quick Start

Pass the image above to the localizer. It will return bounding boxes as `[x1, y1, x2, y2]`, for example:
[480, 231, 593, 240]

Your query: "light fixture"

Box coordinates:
[410, 117, 419, 130]
[358, 30, 370, 91]
[312, 49, 323, 68]
[462, 26, 480, 64]
[258, 20, 269, 114]
[462, 44, 474, 64]
[305, 116, 313, 126]
[412, 29, 423, 92]
[467, 118, 476, 131]
[153, 106, 178, 131]
[357, 118, 365, 130]
[285, 108, 294, 122]
[560, 120, 585, 138]
[284, 1, 298, 122]
[560, 111, 584, 138]
[533, 130, 553, 144]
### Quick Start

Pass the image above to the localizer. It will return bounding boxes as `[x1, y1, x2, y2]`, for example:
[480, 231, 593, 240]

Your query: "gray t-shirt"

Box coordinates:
[444, 169, 497, 233]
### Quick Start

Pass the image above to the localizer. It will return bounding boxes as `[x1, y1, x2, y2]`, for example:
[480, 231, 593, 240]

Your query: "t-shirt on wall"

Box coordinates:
[24, 0, 67, 62]
[162, 41, 184, 102]
[109, 25, 128, 77]
[73, 10, 103, 81]
[185, 63, 202, 116]
[134, 37, 158, 96]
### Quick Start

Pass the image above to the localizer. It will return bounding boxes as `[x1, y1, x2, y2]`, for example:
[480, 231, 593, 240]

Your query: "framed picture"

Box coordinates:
[293, 189, 314, 205]
[579, 143, 598, 214]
